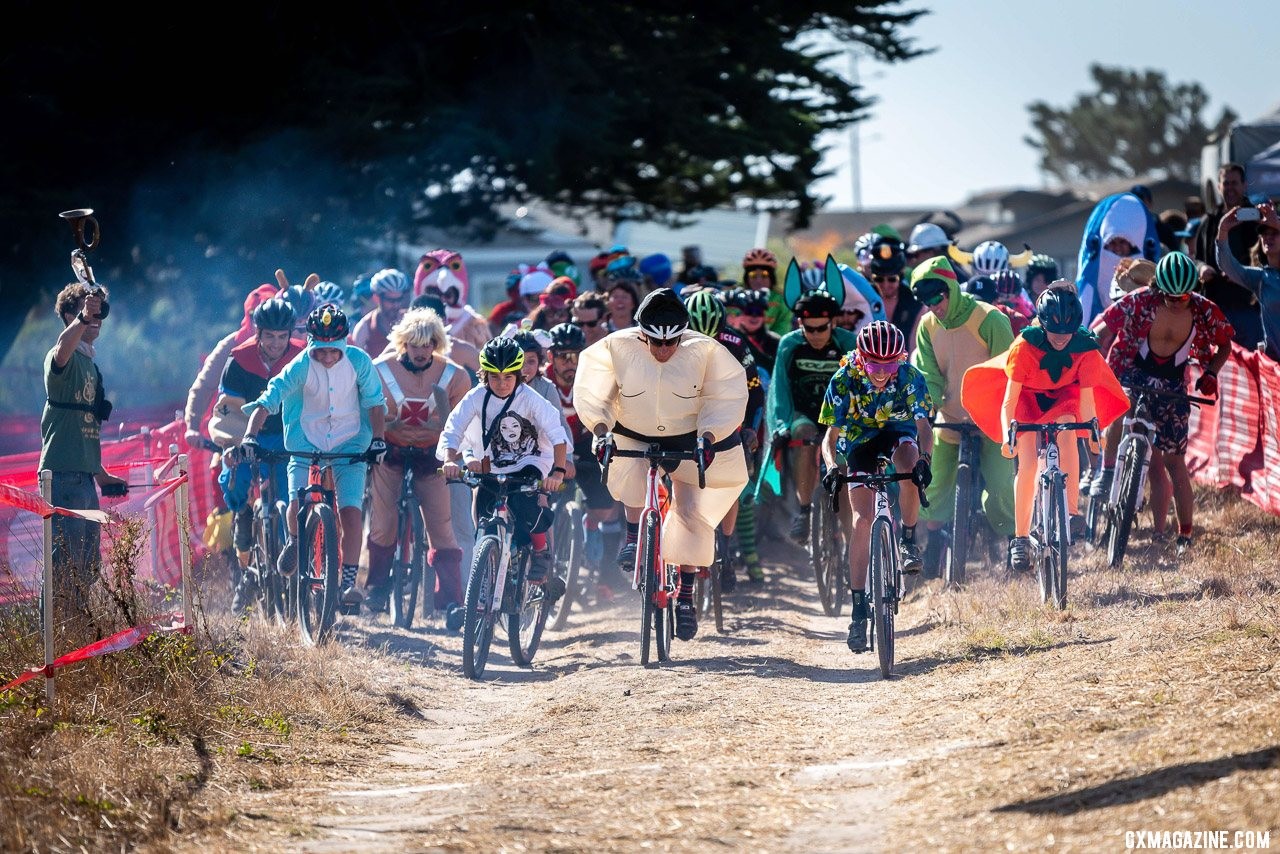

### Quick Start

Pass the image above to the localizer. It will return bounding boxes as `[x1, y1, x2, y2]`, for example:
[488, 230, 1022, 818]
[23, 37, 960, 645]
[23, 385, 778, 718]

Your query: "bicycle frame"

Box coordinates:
[1107, 404, 1156, 513]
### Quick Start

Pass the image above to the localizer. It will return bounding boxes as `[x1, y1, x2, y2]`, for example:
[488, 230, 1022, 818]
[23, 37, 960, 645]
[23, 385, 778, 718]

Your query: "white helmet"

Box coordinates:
[907, 223, 950, 254]
[371, 268, 411, 297]
[971, 241, 1010, 275]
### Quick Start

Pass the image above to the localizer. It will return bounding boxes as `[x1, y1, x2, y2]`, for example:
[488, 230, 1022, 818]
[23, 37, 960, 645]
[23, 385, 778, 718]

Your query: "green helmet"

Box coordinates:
[1154, 251, 1197, 296]
[479, 337, 525, 374]
[684, 288, 726, 337]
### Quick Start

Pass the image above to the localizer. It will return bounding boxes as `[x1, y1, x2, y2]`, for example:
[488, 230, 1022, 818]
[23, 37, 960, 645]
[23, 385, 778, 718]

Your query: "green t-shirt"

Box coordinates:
[39, 347, 102, 474]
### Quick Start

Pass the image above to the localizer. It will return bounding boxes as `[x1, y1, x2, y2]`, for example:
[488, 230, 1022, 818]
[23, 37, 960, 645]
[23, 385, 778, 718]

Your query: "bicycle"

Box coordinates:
[836, 456, 929, 679]
[777, 433, 845, 617]
[240, 447, 292, 625]
[452, 471, 550, 679]
[1007, 419, 1100, 610]
[600, 435, 707, 665]
[1101, 386, 1213, 568]
[546, 478, 584, 632]
[933, 422, 984, 588]
[289, 450, 369, 646]
[386, 446, 435, 630]
[694, 528, 728, 634]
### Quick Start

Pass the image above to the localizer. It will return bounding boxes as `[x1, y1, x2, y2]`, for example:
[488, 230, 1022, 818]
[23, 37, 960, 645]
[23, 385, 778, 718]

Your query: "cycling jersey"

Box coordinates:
[219, 337, 305, 436]
[740, 327, 780, 375]
[712, 328, 764, 431]
[767, 326, 858, 432]
[819, 360, 932, 458]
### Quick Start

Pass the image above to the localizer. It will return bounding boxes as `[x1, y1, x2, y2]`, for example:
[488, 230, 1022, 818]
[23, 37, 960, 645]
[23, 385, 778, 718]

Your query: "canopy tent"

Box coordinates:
[1202, 102, 1280, 204]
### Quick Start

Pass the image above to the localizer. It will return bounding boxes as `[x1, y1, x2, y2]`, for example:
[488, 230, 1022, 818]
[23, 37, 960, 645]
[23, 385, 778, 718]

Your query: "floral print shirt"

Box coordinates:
[1098, 289, 1233, 376]
[819, 358, 933, 456]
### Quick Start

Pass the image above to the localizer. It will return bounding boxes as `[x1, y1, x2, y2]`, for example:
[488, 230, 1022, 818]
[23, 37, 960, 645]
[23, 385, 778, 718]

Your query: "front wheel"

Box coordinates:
[298, 504, 340, 646]
[390, 507, 424, 629]
[548, 501, 582, 631]
[639, 510, 660, 666]
[463, 536, 501, 680]
[946, 463, 972, 587]
[1040, 474, 1069, 609]
[1107, 443, 1144, 569]
[509, 549, 549, 666]
[869, 517, 896, 678]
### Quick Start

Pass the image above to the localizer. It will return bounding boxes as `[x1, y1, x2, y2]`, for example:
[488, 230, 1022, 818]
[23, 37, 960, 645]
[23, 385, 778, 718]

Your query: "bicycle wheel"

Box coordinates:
[655, 564, 673, 663]
[946, 462, 972, 587]
[639, 509, 659, 666]
[811, 492, 839, 617]
[390, 506, 423, 629]
[548, 501, 581, 631]
[1040, 474, 1069, 609]
[509, 549, 550, 666]
[707, 532, 725, 633]
[298, 504, 340, 646]
[259, 500, 290, 626]
[869, 516, 896, 678]
[463, 535, 501, 679]
[1106, 442, 1144, 569]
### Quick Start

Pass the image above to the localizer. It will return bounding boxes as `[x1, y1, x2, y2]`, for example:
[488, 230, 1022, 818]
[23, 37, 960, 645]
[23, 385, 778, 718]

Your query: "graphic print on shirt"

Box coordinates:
[491, 412, 539, 468]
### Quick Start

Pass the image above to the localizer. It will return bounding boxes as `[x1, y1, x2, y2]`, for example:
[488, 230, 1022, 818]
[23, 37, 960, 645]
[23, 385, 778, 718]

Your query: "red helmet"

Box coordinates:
[855, 320, 906, 361]
[742, 248, 778, 271]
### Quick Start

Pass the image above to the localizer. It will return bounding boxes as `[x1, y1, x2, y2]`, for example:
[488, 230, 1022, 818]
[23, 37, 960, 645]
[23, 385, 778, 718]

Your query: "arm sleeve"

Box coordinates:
[437, 388, 479, 458]
[185, 332, 237, 430]
[911, 320, 944, 408]
[572, 339, 620, 432]
[978, 308, 1014, 355]
[766, 335, 798, 432]
[696, 344, 749, 441]
[1215, 239, 1265, 297]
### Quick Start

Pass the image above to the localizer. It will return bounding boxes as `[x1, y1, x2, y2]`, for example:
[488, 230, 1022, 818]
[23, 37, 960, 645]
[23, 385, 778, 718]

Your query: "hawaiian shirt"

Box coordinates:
[819, 358, 932, 456]
[1098, 289, 1233, 376]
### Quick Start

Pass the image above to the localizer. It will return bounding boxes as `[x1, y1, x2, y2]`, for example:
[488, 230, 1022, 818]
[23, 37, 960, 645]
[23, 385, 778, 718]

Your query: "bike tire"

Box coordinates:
[548, 501, 581, 631]
[263, 500, 291, 627]
[811, 489, 844, 617]
[272, 499, 296, 624]
[639, 510, 659, 666]
[870, 516, 896, 678]
[707, 532, 726, 634]
[463, 535, 501, 680]
[509, 550, 550, 667]
[298, 504, 340, 646]
[1041, 473, 1069, 609]
[1107, 443, 1143, 569]
[946, 463, 972, 587]
[390, 506, 423, 629]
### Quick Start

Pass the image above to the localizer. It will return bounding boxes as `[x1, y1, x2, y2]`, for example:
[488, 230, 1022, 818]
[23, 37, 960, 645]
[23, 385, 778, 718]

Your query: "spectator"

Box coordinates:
[1158, 209, 1189, 253]
[571, 292, 609, 346]
[40, 283, 128, 613]
[605, 280, 641, 331]
[488, 269, 528, 332]
[1193, 163, 1263, 347]
[1217, 202, 1280, 360]
[677, 245, 704, 286]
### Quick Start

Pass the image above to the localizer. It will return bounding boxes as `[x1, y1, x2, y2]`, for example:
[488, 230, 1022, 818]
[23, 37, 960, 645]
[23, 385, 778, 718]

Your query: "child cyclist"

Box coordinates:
[961, 283, 1129, 571]
[438, 337, 570, 599]
[820, 321, 934, 654]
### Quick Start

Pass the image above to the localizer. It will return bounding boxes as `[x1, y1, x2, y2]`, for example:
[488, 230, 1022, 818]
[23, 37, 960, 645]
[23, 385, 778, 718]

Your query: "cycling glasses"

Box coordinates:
[863, 359, 900, 376]
[573, 316, 603, 328]
[920, 291, 946, 306]
[801, 322, 832, 334]
[871, 274, 901, 283]
[729, 306, 766, 317]
[642, 335, 681, 349]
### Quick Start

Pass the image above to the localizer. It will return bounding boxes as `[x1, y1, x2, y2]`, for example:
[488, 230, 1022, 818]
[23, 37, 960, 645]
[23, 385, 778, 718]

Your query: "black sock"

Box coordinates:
[625, 521, 639, 545]
[341, 564, 359, 587]
[678, 571, 697, 602]
[850, 589, 866, 607]
[902, 524, 916, 544]
[798, 504, 811, 515]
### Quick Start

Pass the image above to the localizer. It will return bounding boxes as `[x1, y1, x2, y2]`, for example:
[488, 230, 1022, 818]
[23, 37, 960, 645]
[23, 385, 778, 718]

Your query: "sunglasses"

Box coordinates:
[864, 359, 899, 376]
[920, 291, 946, 307]
[745, 269, 771, 278]
[552, 350, 580, 362]
[643, 335, 681, 349]
[801, 322, 831, 334]
[573, 317, 602, 328]
[872, 275, 900, 283]
[729, 307, 766, 317]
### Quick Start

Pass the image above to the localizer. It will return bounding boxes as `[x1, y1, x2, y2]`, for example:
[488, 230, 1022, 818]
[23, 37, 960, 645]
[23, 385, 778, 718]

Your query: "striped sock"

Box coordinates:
[342, 564, 359, 587]
[736, 495, 757, 557]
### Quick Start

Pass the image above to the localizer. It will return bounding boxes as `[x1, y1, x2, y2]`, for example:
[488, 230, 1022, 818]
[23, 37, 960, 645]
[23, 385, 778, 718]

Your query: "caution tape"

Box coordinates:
[1, 612, 187, 692]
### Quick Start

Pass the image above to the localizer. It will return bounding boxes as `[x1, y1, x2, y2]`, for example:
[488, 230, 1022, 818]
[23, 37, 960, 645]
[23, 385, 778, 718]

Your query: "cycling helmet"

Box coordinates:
[479, 337, 525, 374]
[634, 288, 689, 340]
[991, 269, 1024, 298]
[853, 232, 878, 266]
[685, 264, 719, 285]
[867, 237, 906, 276]
[311, 280, 345, 306]
[793, 290, 840, 319]
[548, 322, 586, 352]
[638, 253, 673, 288]
[907, 222, 950, 253]
[252, 297, 296, 331]
[1035, 283, 1083, 334]
[971, 241, 1010, 275]
[371, 268, 411, 297]
[306, 303, 349, 342]
[1026, 253, 1060, 283]
[856, 320, 907, 362]
[684, 289, 726, 336]
[544, 249, 573, 267]
[964, 276, 997, 304]
[798, 261, 825, 291]
[510, 329, 544, 357]
[742, 248, 778, 271]
[1154, 251, 1198, 296]
[739, 288, 770, 312]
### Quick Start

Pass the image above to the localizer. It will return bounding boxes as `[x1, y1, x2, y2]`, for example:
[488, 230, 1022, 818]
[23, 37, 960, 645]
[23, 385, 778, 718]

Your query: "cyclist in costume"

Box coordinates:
[350, 268, 412, 359]
[909, 258, 1016, 577]
[364, 308, 472, 619]
[413, 249, 491, 349]
[685, 288, 764, 587]
[217, 297, 304, 612]
[766, 257, 857, 544]
[820, 321, 933, 653]
[741, 248, 793, 335]
[438, 338, 569, 596]
[865, 236, 921, 347]
[242, 304, 388, 608]
[723, 288, 779, 376]
[1089, 252, 1232, 550]
[960, 285, 1129, 572]
[574, 288, 749, 641]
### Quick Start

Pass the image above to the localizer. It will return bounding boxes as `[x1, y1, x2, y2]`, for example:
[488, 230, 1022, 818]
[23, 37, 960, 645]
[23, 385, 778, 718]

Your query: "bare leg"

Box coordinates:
[1148, 448, 1173, 534]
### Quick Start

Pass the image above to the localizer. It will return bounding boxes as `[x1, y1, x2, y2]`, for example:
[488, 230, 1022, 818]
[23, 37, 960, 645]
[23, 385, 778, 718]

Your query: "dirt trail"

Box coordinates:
[214, 523, 1280, 853]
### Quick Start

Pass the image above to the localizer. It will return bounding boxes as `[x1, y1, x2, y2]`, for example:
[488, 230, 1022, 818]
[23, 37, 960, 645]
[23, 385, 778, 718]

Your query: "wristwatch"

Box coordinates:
[552, 466, 567, 475]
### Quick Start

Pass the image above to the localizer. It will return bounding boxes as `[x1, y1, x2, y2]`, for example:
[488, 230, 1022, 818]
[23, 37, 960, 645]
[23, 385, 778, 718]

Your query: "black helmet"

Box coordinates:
[1026, 253, 1060, 283]
[867, 237, 906, 276]
[510, 329, 543, 356]
[548, 322, 586, 352]
[306, 303, 349, 342]
[479, 337, 525, 374]
[634, 288, 689, 339]
[963, 275, 997, 304]
[793, 290, 840, 319]
[1036, 283, 1083, 334]
[253, 297, 296, 331]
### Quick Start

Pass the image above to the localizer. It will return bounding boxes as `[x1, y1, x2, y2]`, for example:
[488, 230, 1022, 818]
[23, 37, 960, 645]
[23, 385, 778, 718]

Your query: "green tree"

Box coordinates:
[1025, 65, 1236, 185]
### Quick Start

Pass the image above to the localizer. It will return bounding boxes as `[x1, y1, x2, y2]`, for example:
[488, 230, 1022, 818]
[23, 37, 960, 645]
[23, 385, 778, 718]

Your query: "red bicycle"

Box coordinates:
[601, 436, 706, 665]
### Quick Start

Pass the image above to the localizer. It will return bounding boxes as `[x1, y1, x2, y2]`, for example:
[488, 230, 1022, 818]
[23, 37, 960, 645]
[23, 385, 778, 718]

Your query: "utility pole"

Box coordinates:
[848, 46, 862, 212]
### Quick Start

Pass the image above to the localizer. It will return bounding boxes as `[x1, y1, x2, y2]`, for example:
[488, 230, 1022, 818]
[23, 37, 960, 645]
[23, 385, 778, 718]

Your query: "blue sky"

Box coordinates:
[811, 0, 1278, 209]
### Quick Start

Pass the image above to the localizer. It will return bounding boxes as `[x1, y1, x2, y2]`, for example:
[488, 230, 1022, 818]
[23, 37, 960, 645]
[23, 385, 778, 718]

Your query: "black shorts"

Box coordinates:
[846, 429, 917, 479]
[572, 435, 617, 510]
[474, 464, 551, 546]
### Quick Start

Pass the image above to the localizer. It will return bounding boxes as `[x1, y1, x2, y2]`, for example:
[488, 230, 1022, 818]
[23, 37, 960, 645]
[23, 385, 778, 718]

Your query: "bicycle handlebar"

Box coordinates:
[288, 450, 370, 464]
[932, 421, 981, 433]
[598, 434, 708, 489]
[826, 468, 930, 510]
[1007, 418, 1100, 449]
[447, 471, 546, 493]
[1123, 385, 1215, 407]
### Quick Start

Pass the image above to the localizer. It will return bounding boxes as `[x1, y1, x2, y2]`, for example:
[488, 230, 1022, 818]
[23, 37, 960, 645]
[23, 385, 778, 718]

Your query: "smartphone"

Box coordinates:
[1236, 208, 1261, 222]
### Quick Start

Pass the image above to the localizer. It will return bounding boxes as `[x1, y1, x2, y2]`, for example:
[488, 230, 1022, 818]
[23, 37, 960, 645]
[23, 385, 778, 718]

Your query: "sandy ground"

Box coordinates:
[202, 516, 1280, 854]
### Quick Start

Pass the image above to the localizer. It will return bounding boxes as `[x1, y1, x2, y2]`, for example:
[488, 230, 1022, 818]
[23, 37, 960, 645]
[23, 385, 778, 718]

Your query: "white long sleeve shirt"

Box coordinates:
[436, 383, 568, 476]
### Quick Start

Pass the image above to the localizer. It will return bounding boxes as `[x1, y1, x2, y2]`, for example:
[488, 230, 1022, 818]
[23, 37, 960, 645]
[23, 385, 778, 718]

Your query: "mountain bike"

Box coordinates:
[547, 478, 584, 631]
[933, 421, 984, 587]
[290, 450, 369, 646]
[778, 434, 846, 617]
[695, 528, 728, 634]
[241, 447, 292, 625]
[837, 457, 929, 679]
[452, 471, 549, 679]
[1008, 419, 1100, 610]
[601, 435, 707, 665]
[387, 446, 435, 629]
[1102, 386, 1213, 567]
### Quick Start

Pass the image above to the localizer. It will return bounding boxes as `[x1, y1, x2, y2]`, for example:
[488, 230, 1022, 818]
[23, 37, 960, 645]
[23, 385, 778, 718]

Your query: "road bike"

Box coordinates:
[1008, 419, 1099, 610]
[836, 457, 929, 679]
[386, 446, 435, 629]
[601, 435, 707, 665]
[778, 434, 845, 617]
[1101, 386, 1213, 567]
[289, 450, 369, 646]
[932, 421, 986, 587]
[453, 471, 550, 679]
